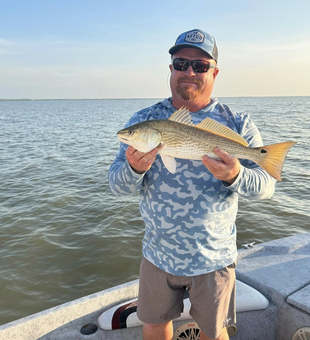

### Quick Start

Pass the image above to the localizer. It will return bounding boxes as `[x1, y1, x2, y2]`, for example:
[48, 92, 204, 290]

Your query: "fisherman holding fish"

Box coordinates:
[109, 29, 295, 340]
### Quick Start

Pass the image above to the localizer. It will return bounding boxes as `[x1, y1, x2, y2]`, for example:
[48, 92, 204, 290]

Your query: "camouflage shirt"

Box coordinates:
[108, 98, 276, 276]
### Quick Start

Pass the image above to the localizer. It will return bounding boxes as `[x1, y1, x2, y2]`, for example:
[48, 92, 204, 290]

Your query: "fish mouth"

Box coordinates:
[117, 134, 129, 143]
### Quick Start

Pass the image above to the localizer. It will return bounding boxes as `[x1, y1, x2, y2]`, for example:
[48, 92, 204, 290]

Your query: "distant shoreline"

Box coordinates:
[1, 95, 309, 102]
[0, 98, 162, 102]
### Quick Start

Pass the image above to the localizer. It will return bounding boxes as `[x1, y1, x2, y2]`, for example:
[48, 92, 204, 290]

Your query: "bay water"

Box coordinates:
[0, 97, 309, 325]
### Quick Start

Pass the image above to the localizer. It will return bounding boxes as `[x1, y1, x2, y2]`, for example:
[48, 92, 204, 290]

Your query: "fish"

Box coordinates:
[117, 107, 296, 181]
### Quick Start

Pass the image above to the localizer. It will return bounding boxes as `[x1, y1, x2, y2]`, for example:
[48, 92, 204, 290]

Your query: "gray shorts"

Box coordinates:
[137, 257, 236, 339]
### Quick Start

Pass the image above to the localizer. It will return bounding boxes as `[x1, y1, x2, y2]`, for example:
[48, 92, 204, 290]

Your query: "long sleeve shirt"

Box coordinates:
[109, 98, 276, 276]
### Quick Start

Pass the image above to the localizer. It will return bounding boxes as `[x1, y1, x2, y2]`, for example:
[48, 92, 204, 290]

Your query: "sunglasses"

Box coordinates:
[172, 58, 216, 73]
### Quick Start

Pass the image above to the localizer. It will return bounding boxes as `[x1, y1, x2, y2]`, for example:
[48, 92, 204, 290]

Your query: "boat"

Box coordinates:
[0, 232, 309, 340]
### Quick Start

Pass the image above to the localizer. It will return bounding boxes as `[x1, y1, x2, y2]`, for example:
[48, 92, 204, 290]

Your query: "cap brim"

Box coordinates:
[169, 44, 215, 61]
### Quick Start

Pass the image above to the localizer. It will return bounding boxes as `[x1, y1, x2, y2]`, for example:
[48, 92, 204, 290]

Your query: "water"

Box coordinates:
[0, 97, 309, 325]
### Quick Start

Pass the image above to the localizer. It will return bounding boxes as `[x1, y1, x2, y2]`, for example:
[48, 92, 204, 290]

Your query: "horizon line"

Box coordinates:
[1, 95, 310, 102]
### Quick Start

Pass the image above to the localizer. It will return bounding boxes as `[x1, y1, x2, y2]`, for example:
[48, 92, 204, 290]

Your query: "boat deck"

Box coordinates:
[0, 233, 309, 339]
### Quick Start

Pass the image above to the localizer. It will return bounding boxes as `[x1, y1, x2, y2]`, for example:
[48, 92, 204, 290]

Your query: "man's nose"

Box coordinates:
[184, 65, 196, 76]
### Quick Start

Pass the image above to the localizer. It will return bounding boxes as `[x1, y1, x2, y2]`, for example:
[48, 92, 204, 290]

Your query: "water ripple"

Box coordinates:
[0, 97, 309, 325]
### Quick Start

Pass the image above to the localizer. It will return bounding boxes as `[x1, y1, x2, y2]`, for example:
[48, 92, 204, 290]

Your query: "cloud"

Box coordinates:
[218, 39, 310, 69]
[0, 64, 170, 99]
[0, 49, 19, 55]
[0, 38, 16, 45]
[226, 41, 310, 52]
[1, 35, 309, 98]
[0, 38, 19, 55]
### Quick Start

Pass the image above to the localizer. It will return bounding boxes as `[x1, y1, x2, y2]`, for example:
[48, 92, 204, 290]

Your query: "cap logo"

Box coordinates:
[184, 31, 204, 44]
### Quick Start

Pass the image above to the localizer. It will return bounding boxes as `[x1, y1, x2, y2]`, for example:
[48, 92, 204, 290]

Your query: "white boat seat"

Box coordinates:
[98, 279, 269, 330]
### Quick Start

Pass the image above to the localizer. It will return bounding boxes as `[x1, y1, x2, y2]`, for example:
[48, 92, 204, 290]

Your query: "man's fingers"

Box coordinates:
[202, 155, 223, 170]
[202, 148, 240, 184]
[125, 146, 159, 173]
[126, 147, 146, 162]
[132, 148, 158, 162]
[126, 146, 158, 159]
[126, 145, 137, 157]
[213, 147, 233, 164]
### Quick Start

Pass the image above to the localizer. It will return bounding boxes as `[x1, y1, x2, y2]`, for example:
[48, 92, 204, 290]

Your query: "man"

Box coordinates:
[109, 29, 276, 340]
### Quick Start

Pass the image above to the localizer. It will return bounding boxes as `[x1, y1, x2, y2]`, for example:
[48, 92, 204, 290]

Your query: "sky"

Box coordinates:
[0, 0, 310, 99]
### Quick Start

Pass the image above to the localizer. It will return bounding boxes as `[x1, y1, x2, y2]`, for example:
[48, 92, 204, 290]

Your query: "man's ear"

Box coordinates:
[213, 68, 219, 80]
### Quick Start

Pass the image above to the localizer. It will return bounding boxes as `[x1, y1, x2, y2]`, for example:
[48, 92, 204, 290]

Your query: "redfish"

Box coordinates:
[117, 107, 296, 181]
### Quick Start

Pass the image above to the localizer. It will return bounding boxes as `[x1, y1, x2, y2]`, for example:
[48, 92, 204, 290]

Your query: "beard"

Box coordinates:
[176, 76, 204, 101]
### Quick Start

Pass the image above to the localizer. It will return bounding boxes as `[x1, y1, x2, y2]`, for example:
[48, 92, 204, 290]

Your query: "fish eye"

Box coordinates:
[128, 130, 134, 135]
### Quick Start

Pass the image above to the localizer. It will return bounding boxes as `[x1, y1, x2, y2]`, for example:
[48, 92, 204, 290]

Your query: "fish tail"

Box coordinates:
[254, 141, 296, 181]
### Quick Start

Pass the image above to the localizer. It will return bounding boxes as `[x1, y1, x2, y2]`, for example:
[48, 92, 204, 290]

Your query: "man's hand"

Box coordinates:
[126, 146, 159, 174]
[202, 147, 240, 184]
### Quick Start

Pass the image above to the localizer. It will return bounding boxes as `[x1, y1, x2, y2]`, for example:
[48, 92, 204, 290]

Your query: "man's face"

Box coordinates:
[169, 48, 218, 102]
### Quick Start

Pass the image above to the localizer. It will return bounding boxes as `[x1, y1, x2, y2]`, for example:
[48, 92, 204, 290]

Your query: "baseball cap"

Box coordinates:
[169, 29, 218, 63]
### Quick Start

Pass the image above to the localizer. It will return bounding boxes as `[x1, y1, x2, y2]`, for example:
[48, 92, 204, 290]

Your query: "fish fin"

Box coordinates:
[161, 155, 176, 174]
[168, 107, 194, 126]
[254, 141, 297, 181]
[196, 118, 249, 147]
